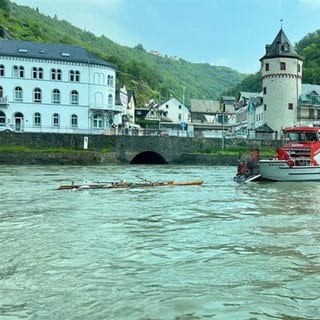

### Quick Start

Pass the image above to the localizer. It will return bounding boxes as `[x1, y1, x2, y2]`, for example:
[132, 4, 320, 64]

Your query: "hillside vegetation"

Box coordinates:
[1, 1, 319, 106]
[0, 0, 246, 106]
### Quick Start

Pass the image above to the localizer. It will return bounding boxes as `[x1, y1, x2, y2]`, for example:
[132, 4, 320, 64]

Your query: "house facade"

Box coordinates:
[0, 39, 119, 134]
[157, 97, 190, 124]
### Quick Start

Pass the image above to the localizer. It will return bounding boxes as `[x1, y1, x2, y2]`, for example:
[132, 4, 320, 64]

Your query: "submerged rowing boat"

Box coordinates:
[58, 180, 204, 190]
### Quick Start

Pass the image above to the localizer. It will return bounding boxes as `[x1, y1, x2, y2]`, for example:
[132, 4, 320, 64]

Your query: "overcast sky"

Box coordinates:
[12, 0, 320, 74]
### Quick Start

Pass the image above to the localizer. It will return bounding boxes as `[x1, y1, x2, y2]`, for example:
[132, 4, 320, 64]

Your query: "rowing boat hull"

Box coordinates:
[58, 180, 204, 190]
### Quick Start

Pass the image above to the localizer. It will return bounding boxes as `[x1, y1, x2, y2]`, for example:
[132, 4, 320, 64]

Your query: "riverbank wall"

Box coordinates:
[0, 132, 281, 165]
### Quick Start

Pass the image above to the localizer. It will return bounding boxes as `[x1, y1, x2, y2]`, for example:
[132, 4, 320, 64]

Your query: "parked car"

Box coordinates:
[0, 124, 14, 133]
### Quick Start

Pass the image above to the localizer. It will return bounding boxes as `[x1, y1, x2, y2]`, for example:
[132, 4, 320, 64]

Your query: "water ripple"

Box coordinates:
[0, 165, 319, 319]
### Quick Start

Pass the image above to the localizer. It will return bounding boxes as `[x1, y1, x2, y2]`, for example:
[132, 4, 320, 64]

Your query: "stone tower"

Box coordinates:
[260, 28, 302, 134]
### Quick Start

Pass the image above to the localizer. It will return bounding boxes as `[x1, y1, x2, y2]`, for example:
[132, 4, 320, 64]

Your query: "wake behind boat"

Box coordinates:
[58, 179, 204, 190]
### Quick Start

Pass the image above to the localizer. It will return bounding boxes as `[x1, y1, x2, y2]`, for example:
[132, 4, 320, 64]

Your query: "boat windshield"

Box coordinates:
[286, 131, 318, 142]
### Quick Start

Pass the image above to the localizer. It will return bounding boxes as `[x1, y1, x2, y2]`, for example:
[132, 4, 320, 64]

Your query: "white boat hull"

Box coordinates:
[259, 160, 320, 181]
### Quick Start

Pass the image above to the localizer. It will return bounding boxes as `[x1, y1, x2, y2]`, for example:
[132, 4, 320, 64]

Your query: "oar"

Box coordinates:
[92, 181, 115, 184]
[135, 175, 153, 184]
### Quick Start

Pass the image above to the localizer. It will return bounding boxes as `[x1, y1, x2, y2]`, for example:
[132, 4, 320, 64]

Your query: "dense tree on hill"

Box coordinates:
[296, 31, 320, 85]
[0, 0, 10, 14]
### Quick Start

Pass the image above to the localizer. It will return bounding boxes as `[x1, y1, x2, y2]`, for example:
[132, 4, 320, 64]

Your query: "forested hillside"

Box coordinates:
[1, 0, 319, 105]
[296, 29, 320, 85]
[0, 0, 246, 106]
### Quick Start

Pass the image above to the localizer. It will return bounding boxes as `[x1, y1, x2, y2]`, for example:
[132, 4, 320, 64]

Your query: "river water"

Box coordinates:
[0, 165, 319, 320]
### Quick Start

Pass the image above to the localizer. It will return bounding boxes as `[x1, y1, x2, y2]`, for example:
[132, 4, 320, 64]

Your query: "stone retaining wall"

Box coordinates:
[0, 132, 281, 165]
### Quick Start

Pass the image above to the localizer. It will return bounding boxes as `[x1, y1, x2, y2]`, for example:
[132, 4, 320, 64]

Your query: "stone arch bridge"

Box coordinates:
[115, 136, 196, 164]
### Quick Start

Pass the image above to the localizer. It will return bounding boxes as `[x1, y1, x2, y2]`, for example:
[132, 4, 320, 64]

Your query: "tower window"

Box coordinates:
[280, 62, 286, 71]
[265, 63, 269, 71]
[288, 103, 293, 110]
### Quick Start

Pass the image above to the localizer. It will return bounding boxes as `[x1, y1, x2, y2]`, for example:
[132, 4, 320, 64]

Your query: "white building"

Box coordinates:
[157, 97, 190, 124]
[0, 39, 120, 133]
[260, 28, 303, 134]
[235, 28, 312, 139]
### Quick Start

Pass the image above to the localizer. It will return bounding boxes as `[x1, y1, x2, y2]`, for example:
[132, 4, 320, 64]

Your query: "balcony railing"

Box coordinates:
[89, 103, 125, 113]
[0, 96, 9, 106]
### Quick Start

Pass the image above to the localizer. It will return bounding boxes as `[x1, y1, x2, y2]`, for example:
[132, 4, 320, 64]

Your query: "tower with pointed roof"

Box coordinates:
[260, 28, 302, 134]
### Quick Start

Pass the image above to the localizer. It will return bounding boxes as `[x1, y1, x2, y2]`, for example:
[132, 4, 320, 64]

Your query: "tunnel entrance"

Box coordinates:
[130, 151, 168, 164]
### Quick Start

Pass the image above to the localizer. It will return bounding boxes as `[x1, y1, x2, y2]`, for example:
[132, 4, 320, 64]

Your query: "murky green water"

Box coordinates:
[0, 165, 319, 319]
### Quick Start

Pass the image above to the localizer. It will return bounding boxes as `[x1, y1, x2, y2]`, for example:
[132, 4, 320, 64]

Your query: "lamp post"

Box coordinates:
[182, 83, 185, 136]
[222, 104, 225, 150]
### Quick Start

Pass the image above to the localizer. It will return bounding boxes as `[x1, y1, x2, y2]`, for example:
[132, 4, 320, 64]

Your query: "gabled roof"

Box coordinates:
[255, 123, 274, 133]
[158, 97, 184, 108]
[260, 28, 301, 61]
[221, 96, 236, 103]
[302, 84, 320, 95]
[190, 99, 220, 113]
[237, 91, 261, 101]
[0, 39, 116, 68]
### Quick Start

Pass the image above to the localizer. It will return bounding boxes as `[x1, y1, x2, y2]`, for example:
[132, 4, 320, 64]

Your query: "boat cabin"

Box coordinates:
[278, 126, 320, 166]
[284, 126, 319, 142]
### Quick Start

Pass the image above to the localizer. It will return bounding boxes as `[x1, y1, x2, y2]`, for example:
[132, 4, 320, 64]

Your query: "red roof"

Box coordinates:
[283, 126, 319, 132]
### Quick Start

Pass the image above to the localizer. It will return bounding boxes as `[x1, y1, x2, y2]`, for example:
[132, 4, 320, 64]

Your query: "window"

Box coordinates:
[263, 87, 267, 95]
[13, 65, 18, 77]
[265, 63, 269, 71]
[108, 94, 112, 106]
[0, 111, 5, 125]
[288, 103, 293, 110]
[52, 113, 60, 127]
[33, 88, 42, 103]
[34, 112, 41, 127]
[20, 66, 24, 78]
[70, 90, 79, 104]
[71, 114, 78, 128]
[52, 89, 61, 104]
[14, 87, 23, 102]
[107, 75, 114, 86]
[13, 65, 24, 78]
[264, 104, 267, 111]
[297, 64, 301, 73]
[93, 113, 103, 129]
[75, 71, 80, 82]
[0, 64, 4, 76]
[69, 70, 80, 82]
[280, 62, 286, 70]
[51, 69, 62, 80]
[32, 67, 43, 79]
[69, 70, 74, 81]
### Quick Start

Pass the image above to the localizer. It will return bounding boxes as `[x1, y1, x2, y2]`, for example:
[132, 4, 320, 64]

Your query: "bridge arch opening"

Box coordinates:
[130, 151, 168, 164]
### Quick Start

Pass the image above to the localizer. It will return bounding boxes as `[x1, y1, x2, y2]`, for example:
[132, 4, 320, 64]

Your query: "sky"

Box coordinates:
[12, 0, 320, 74]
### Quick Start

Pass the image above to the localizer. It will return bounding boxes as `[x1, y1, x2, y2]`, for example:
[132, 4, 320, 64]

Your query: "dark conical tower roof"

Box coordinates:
[260, 28, 302, 61]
